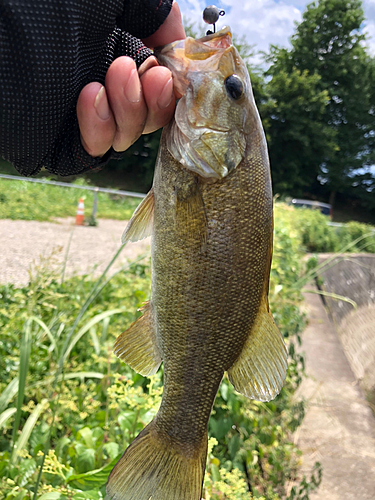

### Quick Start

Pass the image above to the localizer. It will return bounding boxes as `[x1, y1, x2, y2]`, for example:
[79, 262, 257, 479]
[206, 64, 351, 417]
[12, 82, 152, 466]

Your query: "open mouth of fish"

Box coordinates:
[155, 26, 234, 102]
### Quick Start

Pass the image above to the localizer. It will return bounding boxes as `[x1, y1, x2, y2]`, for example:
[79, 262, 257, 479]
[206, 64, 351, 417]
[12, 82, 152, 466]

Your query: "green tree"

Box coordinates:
[263, 66, 336, 196]
[267, 0, 375, 206]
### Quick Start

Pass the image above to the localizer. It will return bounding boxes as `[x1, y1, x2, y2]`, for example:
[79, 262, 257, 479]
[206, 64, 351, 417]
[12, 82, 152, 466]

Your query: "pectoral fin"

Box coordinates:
[121, 189, 154, 245]
[114, 301, 162, 377]
[228, 296, 288, 402]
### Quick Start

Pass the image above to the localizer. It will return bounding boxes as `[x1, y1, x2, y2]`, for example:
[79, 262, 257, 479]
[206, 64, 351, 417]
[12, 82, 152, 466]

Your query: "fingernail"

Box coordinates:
[124, 69, 141, 103]
[138, 56, 158, 77]
[157, 77, 174, 109]
[94, 86, 110, 120]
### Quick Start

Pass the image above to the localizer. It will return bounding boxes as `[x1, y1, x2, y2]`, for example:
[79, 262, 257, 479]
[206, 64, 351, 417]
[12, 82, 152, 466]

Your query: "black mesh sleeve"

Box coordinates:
[0, 0, 173, 177]
[119, 0, 173, 39]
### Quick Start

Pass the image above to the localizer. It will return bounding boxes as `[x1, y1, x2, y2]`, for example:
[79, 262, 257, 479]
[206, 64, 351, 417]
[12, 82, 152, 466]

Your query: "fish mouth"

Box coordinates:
[155, 27, 233, 98]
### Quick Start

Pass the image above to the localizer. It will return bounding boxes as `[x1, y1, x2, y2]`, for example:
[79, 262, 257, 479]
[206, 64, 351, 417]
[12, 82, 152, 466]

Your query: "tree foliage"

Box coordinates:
[266, 0, 375, 206]
[262, 67, 336, 196]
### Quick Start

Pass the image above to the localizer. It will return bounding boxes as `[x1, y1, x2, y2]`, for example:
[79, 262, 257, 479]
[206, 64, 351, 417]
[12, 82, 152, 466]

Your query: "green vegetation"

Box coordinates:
[0, 178, 141, 222]
[282, 205, 375, 253]
[0, 205, 323, 499]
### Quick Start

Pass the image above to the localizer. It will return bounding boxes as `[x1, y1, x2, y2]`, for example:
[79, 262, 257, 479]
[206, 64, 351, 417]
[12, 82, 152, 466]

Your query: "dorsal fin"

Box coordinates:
[122, 189, 155, 245]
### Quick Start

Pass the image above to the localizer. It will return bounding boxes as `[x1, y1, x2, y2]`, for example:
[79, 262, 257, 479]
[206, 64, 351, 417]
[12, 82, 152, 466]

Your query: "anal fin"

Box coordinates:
[121, 188, 154, 245]
[228, 296, 288, 402]
[114, 301, 161, 377]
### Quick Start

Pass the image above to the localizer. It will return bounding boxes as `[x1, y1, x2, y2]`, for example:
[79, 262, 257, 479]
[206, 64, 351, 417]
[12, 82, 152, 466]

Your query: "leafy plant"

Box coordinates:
[275, 203, 375, 254]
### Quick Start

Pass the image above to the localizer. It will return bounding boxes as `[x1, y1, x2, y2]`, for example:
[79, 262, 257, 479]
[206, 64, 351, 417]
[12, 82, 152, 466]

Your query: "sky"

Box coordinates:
[177, 0, 375, 62]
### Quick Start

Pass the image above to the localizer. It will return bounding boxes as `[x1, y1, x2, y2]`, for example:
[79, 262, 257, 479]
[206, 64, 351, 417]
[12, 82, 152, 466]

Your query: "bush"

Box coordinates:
[294, 209, 339, 252]
[276, 203, 375, 254]
[338, 221, 375, 253]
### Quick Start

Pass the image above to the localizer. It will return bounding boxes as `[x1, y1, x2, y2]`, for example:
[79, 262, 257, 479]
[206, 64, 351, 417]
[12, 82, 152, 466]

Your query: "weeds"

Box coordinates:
[283, 205, 375, 254]
[0, 210, 322, 499]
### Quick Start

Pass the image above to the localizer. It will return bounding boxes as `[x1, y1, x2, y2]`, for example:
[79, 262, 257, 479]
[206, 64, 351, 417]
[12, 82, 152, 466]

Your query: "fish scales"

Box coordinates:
[152, 133, 272, 446]
[107, 27, 288, 500]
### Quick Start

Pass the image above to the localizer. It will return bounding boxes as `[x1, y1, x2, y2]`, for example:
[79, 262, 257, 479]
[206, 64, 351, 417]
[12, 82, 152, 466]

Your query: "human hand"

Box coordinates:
[76, 1, 185, 158]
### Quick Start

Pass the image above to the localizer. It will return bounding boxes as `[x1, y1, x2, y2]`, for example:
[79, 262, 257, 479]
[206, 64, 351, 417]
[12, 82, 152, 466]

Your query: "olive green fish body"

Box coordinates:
[107, 27, 287, 500]
[152, 130, 272, 447]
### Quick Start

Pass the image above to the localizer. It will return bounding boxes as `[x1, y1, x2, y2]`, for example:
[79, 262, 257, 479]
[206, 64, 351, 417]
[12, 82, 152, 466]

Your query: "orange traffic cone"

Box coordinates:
[75, 198, 85, 225]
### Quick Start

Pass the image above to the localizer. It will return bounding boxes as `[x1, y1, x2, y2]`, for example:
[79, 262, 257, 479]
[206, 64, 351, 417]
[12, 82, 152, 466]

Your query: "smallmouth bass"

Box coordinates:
[106, 27, 287, 500]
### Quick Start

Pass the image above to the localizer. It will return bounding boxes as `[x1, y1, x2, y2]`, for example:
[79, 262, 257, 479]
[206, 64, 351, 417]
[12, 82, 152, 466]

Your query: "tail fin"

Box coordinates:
[106, 419, 207, 500]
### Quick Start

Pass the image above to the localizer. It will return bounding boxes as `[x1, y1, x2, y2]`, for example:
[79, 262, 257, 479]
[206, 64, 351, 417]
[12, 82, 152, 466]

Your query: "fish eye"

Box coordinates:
[224, 74, 243, 100]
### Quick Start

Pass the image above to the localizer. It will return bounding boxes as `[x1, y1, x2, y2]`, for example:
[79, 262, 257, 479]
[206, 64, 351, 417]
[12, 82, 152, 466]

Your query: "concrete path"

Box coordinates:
[295, 290, 375, 499]
[0, 217, 151, 286]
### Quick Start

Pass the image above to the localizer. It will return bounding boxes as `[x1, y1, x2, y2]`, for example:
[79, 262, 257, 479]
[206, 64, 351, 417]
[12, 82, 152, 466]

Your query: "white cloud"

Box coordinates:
[178, 0, 206, 27]
[364, 21, 375, 55]
[223, 0, 301, 49]
[364, 0, 375, 17]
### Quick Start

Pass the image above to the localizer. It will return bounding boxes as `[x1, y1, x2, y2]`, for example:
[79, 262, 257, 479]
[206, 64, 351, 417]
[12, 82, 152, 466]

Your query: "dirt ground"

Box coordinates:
[0, 217, 151, 286]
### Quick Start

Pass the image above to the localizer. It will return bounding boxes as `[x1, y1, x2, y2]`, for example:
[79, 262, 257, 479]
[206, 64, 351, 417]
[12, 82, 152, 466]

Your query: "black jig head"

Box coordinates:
[203, 5, 225, 35]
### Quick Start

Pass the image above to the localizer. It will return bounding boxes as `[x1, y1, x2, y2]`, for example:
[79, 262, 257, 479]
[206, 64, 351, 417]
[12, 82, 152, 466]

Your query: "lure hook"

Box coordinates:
[203, 5, 226, 35]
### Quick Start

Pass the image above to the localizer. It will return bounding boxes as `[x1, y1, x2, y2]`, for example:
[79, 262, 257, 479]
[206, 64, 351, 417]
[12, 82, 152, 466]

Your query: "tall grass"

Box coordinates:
[10, 319, 33, 462]
[0, 241, 152, 498]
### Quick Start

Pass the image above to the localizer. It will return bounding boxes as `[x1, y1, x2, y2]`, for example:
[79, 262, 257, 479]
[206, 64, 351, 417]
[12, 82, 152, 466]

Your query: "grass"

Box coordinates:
[0, 177, 142, 222]
[0, 250, 153, 499]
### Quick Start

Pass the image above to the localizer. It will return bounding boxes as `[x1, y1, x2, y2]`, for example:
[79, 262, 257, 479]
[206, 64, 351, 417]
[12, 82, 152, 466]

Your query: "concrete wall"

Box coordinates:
[319, 254, 375, 399]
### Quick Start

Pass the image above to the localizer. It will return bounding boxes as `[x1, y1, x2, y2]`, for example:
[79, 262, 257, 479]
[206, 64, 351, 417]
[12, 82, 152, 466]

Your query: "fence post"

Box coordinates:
[92, 188, 99, 220]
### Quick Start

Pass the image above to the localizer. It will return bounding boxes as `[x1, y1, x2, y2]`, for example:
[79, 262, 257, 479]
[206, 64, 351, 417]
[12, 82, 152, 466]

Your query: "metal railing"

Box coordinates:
[0, 173, 146, 198]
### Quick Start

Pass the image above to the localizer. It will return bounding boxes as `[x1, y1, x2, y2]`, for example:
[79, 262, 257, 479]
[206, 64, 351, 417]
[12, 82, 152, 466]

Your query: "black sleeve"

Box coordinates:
[0, 0, 173, 177]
